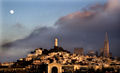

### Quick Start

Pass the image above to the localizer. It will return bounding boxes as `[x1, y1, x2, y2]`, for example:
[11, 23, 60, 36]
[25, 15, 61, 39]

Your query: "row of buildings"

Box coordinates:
[74, 32, 110, 57]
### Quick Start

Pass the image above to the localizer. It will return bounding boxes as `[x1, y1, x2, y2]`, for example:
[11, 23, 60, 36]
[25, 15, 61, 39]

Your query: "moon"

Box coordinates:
[10, 10, 14, 14]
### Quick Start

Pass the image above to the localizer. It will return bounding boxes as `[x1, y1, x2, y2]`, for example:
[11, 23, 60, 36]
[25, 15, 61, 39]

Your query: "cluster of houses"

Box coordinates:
[0, 47, 120, 73]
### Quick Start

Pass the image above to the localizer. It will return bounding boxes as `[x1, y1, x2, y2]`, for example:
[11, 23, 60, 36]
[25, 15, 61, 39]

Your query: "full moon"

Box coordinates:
[10, 10, 14, 14]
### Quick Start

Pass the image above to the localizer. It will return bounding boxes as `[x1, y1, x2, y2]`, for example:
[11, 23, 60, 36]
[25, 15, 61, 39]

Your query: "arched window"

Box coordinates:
[52, 67, 58, 73]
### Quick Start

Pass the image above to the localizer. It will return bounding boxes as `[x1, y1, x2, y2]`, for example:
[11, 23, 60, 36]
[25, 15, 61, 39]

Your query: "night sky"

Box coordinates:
[0, 0, 120, 62]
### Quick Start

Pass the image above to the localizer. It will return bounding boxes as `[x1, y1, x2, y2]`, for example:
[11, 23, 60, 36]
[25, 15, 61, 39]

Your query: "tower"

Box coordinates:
[103, 32, 110, 57]
[54, 38, 58, 47]
[100, 48, 104, 56]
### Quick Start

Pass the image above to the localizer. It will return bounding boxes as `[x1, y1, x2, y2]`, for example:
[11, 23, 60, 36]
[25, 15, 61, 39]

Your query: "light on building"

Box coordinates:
[55, 38, 58, 47]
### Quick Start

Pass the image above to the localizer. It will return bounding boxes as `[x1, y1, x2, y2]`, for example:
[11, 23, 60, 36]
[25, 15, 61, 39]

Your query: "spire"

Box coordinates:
[104, 32, 110, 57]
[54, 38, 58, 47]
[105, 32, 109, 42]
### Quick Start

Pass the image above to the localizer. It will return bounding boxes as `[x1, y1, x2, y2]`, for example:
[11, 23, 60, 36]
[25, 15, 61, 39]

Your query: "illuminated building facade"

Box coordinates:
[74, 48, 84, 55]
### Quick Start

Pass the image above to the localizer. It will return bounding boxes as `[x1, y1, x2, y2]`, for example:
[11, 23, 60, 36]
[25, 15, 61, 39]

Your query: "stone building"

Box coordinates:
[74, 48, 84, 55]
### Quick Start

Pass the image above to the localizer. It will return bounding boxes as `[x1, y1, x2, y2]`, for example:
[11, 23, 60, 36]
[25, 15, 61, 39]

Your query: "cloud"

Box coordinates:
[1, 0, 120, 62]
[13, 23, 25, 29]
[55, 0, 120, 32]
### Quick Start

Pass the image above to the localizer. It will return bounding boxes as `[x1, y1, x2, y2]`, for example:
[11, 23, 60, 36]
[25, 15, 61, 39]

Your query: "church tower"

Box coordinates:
[103, 32, 110, 57]
[54, 38, 58, 47]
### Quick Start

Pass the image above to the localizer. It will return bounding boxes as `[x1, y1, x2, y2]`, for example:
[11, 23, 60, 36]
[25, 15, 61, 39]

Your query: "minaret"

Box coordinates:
[54, 38, 58, 47]
[103, 32, 110, 57]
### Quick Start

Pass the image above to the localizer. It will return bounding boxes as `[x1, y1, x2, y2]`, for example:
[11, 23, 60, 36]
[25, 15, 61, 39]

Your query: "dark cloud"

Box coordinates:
[1, 0, 120, 62]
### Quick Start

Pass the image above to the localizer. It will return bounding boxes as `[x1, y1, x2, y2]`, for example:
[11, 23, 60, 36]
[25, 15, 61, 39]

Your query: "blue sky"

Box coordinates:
[1, 0, 107, 43]
[1, 0, 120, 62]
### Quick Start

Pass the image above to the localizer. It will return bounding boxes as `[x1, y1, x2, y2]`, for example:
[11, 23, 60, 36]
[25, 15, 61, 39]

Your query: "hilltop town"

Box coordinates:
[0, 33, 120, 73]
